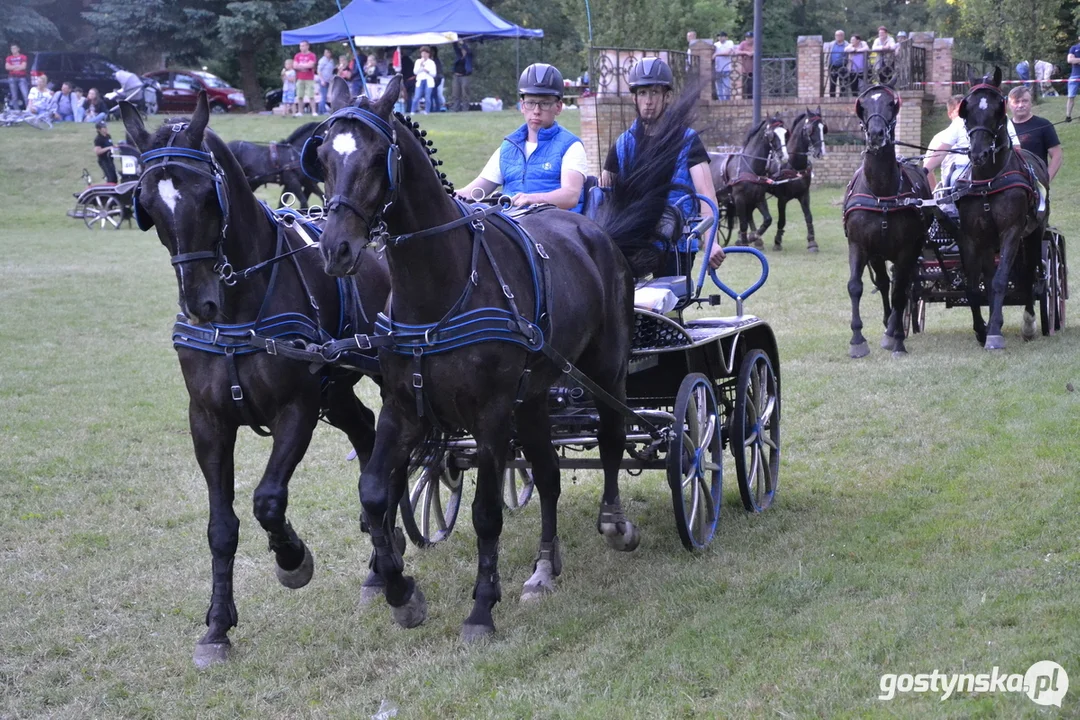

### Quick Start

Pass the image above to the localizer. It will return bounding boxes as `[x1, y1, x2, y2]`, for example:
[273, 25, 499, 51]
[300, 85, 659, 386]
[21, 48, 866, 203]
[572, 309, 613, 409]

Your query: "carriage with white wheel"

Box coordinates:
[401, 212, 782, 551]
[67, 144, 142, 230]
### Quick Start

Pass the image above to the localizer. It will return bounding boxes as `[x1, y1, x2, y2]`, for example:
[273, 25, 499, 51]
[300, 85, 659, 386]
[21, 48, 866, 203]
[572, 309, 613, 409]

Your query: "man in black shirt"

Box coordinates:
[1007, 85, 1062, 181]
[93, 121, 118, 183]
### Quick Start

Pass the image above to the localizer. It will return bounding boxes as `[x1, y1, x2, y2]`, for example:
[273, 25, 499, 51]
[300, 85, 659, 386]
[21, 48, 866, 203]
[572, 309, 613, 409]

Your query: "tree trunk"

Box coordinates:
[238, 45, 262, 112]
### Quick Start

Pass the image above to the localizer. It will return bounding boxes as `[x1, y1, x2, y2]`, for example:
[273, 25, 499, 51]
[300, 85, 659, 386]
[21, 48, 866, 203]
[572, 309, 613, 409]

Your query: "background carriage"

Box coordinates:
[67, 144, 141, 230]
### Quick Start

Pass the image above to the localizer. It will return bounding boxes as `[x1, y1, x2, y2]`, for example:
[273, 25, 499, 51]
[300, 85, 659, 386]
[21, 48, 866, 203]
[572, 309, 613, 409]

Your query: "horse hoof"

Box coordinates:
[849, 341, 870, 359]
[390, 587, 427, 629]
[984, 335, 1006, 351]
[601, 521, 641, 552]
[193, 642, 230, 669]
[807, 241, 819, 253]
[881, 334, 897, 351]
[1022, 311, 1037, 341]
[891, 349, 908, 359]
[276, 543, 314, 589]
[521, 560, 557, 603]
[461, 623, 495, 643]
[752, 238, 765, 250]
[773, 242, 783, 251]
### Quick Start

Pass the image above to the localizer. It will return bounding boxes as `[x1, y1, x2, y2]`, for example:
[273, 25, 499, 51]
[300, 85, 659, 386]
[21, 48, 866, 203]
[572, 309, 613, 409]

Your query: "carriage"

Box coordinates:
[400, 212, 780, 551]
[903, 214, 1068, 337]
[67, 144, 141, 230]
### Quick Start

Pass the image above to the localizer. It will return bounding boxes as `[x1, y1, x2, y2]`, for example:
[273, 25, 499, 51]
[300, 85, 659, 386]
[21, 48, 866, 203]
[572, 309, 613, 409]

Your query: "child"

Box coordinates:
[281, 58, 297, 116]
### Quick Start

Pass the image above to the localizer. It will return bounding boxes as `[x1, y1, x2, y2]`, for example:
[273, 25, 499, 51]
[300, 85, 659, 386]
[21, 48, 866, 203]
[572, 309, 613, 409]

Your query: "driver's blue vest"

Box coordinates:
[500, 122, 584, 213]
[615, 121, 699, 251]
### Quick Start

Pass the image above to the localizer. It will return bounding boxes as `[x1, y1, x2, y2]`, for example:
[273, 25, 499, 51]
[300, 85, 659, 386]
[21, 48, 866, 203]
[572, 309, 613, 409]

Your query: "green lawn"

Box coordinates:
[0, 103, 1078, 719]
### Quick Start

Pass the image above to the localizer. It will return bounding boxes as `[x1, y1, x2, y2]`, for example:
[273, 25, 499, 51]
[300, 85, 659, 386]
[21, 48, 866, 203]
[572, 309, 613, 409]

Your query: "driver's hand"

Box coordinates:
[511, 193, 532, 207]
[708, 242, 726, 269]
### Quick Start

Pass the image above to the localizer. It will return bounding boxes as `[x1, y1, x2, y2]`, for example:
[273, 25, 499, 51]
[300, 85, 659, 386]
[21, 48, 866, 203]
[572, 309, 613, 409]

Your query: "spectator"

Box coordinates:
[713, 31, 735, 100]
[72, 87, 85, 123]
[686, 30, 697, 53]
[337, 53, 354, 91]
[347, 52, 366, 99]
[870, 26, 896, 76]
[54, 82, 76, 121]
[83, 88, 108, 124]
[1008, 85, 1062, 181]
[281, 58, 297, 116]
[451, 40, 474, 111]
[846, 35, 870, 94]
[430, 46, 446, 112]
[5, 44, 29, 110]
[825, 30, 848, 97]
[1067, 32, 1080, 122]
[293, 40, 317, 116]
[737, 31, 755, 98]
[1035, 60, 1058, 96]
[27, 74, 53, 117]
[93, 121, 119, 184]
[411, 46, 436, 114]
[317, 48, 336, 114]
[1016, 59, 1033, 88]
[457, 64, 587, 211]
[363, 54, 380, 85]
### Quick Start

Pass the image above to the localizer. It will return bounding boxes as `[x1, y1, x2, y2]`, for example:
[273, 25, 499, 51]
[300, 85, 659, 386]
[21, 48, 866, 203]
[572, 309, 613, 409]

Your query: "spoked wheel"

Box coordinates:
[1040, 232, 1066, 335]
[715, 205, 734, 248]
[667, 373, 722, 550]
[83, 195, 124, 230]
[732, 350, 780, 512]
[903, 276, 925, 336]
[399, 453, 463, 547]
[502, 448, 534, 511]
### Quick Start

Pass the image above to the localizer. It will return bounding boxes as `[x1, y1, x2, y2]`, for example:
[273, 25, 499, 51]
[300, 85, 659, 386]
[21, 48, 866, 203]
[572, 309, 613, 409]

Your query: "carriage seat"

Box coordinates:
[581, 175, 607, 221]
[634, 276, 690, 314]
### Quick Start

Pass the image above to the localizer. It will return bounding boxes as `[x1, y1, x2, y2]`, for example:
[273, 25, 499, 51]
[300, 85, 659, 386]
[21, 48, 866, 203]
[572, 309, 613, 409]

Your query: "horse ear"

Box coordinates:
[330, 76, 351, 112]
[119, 101, 149, 152]
[815, 105, 821, 116]
[374, 75, 402, 117]
[967, 67, 978, 87]
[188, 91, 210, 142]
[992, 66, 1002, 88]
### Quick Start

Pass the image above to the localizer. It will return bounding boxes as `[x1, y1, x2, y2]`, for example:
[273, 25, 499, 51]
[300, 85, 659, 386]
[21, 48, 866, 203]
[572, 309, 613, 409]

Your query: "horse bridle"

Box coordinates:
[962, 84, 1010, 163]
[802, 113, 827, 158]
[139, 124, 238, 284]
[856, 86, 900, 151]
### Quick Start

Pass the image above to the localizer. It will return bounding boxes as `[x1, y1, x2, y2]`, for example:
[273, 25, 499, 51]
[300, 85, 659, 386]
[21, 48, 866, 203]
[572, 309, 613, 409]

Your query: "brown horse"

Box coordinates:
[709, 114, 787, 248]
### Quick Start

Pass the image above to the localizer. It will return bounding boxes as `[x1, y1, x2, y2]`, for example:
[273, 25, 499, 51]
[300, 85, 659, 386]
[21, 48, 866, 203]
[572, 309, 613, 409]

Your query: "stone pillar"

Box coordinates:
[932, 37, 954, 104]
[689, 40, 715, 103]
[797, 36, 823, 100]
[579, 94, 601, 177]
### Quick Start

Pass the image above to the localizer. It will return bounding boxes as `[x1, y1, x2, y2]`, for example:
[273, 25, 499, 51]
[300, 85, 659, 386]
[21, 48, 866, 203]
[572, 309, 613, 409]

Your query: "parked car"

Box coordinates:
[1, 51, 138, 106]
[143, 70, 246, 114]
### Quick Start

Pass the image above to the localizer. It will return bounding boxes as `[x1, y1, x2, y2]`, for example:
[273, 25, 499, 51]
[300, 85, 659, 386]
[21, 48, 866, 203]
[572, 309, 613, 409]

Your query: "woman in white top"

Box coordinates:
[411, 46, 436, 114]
[27, 74, 53, 116]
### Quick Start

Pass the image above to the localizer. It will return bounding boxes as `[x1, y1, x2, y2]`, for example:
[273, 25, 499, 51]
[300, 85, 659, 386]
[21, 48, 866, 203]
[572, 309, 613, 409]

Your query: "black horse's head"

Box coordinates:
[855, 84, 901, 152]
[961, 67, 1007, 168]
[801, 106, 828, 159]
[765, 114, 789, 167]
[312, 75, 403, 276]
[122, 92, 235, 323]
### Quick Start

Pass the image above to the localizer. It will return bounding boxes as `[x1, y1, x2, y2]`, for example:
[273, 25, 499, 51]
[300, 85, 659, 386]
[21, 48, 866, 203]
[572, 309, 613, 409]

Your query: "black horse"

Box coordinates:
[767, 108, 828, 252]
[228, 123, 322, 209]
[957, 68, 1049, 349]
[120, 93, 391, 668]
[709, 115, 787, 248]
[842, 84, 931, 357]
[312, 74, 688, 639]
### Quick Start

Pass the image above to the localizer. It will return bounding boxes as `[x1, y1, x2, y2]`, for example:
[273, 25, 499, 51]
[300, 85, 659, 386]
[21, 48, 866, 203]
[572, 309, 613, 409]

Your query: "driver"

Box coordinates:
[601, 57, 724, 275]
[457, 63, 587, 211]
[93, 120, 118, 184]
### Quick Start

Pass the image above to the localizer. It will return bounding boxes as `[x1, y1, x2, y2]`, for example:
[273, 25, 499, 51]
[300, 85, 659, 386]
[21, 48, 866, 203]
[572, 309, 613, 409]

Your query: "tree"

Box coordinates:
[1, 0, 62, 49]
[957, 0, 1063, 92]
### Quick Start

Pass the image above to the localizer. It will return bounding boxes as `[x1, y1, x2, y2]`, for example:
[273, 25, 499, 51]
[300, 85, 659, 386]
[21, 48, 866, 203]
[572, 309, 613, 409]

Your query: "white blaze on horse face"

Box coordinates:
[332, 132, 358, 158]
[774, 127, 789, 163]
[157, 178, 181, 213]
[979, 97, 988, 110]
[818, 123, 827, 156]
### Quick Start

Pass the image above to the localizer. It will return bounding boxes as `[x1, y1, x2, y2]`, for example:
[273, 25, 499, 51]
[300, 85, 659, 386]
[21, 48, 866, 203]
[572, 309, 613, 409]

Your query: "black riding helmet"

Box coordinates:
[518, 63, 564, 98]
[628, 57, 674, 90]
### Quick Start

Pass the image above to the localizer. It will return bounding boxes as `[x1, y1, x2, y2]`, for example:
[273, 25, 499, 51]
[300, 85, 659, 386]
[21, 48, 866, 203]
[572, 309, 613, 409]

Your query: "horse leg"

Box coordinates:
[251, 402, 320, 591]
[594, 398, 639, 550]
[189, 406, 240, 669]
[985, 227, 1022, 349]
[1021, 231, 1042, 341]
[957, 236, 988, 345]
[886, 256, 913, 356]
[360, 403, 426, 628]
[773, 196, 787, 250]
[868, 256, 892, 336]
[755, 194, 772, 249]
[516, 396, 562, 602]
[848, 246, 870, 358]
[462, 412, 513, 641]
[800, 190, 818, 252]
[735, 196, 751, 246]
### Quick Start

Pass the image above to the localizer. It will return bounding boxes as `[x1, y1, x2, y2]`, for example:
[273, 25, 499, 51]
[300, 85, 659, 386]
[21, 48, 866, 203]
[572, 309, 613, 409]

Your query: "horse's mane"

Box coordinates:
[743, 119, 769, 146]
[284, 121, 319, 146]
[791, 112, 807, 128]
[597, 84, 702, 278]
[390, 107, 456, 194]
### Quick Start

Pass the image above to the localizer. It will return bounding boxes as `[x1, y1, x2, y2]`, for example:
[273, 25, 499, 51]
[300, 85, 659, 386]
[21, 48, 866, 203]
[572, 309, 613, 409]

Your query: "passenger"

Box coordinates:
[457, 63, 587, 211]
[601, 57, 725, 275]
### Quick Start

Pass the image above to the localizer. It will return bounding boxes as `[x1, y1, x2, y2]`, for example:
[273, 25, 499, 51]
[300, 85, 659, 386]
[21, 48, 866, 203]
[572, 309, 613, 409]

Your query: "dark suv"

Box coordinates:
[1, 52, 129, 105]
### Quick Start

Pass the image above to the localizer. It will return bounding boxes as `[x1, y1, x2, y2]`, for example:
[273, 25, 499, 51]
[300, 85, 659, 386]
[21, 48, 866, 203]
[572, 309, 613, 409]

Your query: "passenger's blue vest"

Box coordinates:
[499, 122, 583, 213]
[615, 121, 699, 251]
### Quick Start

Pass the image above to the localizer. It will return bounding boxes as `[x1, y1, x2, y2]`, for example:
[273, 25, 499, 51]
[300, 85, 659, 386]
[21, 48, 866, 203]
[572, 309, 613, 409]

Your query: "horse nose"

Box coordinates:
[320, 235, 354, 276]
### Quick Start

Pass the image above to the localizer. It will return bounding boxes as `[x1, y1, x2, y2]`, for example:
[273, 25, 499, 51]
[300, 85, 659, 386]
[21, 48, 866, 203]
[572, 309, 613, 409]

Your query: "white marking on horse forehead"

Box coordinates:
[871, 92, 882, 100]
[774, 127, 787, 143]
[979, 97, 988, 110]
[332, 132, 358, 157]
[157, 178, 180, 213]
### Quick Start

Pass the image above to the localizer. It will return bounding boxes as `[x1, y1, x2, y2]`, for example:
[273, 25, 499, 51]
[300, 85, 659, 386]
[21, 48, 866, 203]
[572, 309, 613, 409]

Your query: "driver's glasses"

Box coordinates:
[522, 100, 557, 111]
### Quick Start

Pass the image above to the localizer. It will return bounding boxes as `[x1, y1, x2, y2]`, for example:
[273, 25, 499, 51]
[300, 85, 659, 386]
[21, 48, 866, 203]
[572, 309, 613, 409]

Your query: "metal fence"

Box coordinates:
[589, 47, 698, 97]
[819, 42, 926, 97]
[716, 58, 798, 100]
[952, 58, 1020, 95]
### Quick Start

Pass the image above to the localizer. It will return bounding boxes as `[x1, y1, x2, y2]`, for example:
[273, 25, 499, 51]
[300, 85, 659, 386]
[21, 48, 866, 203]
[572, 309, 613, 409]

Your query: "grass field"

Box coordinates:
[1, 102, 1078, 719]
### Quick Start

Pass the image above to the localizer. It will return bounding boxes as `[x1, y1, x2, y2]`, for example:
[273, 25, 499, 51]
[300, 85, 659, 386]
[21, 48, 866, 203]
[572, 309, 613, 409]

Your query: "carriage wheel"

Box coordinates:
[902, 280, 925, 336]
[399, 453, 463, 547]
[732, 350, 780, 513]
[1052, 233, 1067, 332]
[1039, 236, 1065, 335]
[502, 448, 534, 511]
[83, 195, 124, 230]
[667, 373, 722, 550]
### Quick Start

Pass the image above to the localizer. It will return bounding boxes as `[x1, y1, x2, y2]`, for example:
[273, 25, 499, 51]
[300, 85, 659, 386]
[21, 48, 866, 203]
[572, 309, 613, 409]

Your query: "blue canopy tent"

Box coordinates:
[281, 0, 543, 45]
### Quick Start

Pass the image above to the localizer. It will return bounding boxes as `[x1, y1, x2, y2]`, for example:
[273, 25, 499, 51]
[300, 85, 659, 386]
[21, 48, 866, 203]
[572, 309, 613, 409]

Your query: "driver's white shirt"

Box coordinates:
[930, 116, 1021, 183]
[479, 140, 588, 186]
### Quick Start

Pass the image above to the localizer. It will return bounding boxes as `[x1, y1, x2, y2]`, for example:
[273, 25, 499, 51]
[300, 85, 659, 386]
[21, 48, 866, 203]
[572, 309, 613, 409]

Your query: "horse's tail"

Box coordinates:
[595, 84, 701, 278]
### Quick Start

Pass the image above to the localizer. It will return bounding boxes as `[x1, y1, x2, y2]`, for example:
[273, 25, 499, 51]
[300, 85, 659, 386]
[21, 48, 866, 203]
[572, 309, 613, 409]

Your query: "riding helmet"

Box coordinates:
[628, 57, 674, 90]
[518, 63, 564, 97]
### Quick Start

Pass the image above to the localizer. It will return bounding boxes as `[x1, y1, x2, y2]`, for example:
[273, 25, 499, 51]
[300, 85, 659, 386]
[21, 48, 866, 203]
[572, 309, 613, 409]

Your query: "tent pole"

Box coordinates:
[335, 0, 367, 95]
